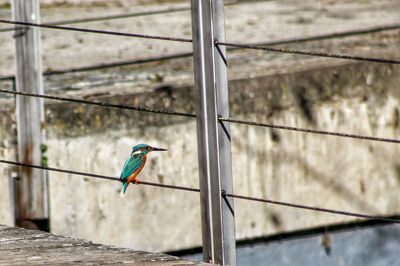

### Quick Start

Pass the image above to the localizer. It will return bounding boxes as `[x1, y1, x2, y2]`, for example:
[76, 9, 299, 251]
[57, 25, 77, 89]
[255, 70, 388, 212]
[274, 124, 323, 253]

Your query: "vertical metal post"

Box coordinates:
[12, 0, 48, 227]
[191, 0, 236, 265]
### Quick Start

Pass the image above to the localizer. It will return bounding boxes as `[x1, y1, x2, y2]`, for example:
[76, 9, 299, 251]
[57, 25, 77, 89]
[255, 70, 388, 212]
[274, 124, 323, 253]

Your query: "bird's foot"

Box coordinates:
[133, 178, 141, 185]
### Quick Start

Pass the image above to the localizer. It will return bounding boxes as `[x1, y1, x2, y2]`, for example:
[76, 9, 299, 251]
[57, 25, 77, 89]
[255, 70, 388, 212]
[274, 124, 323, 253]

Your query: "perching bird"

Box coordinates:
[119, 143, 167, 196]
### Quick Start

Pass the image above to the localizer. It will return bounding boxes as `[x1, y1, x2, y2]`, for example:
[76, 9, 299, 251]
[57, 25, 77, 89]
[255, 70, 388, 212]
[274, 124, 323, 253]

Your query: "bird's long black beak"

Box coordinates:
[152, 147, 167, 151]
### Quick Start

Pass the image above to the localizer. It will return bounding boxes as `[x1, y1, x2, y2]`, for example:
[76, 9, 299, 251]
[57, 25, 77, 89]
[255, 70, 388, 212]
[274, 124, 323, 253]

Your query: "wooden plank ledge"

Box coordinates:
[0, 225, 212, 265]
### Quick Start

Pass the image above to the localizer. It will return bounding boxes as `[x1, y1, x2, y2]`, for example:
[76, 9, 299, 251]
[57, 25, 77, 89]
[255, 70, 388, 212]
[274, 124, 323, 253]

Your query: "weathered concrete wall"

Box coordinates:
[2, 58, 399, 252]
[0, 104, 15, 227]
[1, 0, 400, 76]
[0, 0, 399, 255]
[47, 122, 202, 252]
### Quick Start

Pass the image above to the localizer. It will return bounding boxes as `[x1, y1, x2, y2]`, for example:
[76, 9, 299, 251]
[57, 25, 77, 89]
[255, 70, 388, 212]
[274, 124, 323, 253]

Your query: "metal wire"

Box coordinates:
[0, 89, 196, 118]
[0, 6, 191, 33]
[42, 52, 193, 76]
[219, 117, 400, 144]
[0, 19, 192, 43]
[0, 159, 199, 193]
[249, 23, 400, 47]
[0, 0, 245, 33]
[2, 88, 400, 144]
[1, 158, 399, 223]
[1, 23, 399, 78]
[224, 193, 400, 223]
[216, 40, 400, 65]
[0, 19, 399, 65]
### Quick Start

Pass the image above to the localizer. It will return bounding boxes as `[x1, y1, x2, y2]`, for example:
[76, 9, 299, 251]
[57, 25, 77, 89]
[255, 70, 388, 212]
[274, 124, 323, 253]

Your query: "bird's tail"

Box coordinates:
[120, 182, 128, 198]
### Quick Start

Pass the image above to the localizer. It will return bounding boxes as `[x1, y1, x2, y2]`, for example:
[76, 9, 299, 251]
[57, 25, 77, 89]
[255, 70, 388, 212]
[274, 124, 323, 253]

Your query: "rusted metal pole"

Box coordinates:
[191, 0, 236, 265]
[12, 0, 48, 229]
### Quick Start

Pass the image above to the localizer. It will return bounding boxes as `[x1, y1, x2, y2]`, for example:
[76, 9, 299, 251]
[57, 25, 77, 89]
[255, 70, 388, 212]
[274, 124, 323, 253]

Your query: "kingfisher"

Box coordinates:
[119, 143, 167, 196]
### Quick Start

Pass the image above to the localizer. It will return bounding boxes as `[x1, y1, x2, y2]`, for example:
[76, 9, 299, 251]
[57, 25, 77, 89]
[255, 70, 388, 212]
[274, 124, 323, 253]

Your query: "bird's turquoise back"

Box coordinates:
[120, 154, 144, 181]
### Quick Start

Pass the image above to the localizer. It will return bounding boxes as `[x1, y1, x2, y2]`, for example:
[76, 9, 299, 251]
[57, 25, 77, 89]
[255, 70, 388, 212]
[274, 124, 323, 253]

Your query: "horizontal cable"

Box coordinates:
[249, 22, 400, 47]
[216, 40, 400, 65]
[32, 23, 400, 75]
[0, 159, 199, 193]
[42, 52, 193, 76]
[1, 23, 399, 78]
[2, 89, 400, 144]
[0, 89, 196, 118]
[0, 0, 246, 33]
[1, 158, 399, 223]
[0, 19, 192, 43]
[0, 19, 399, 65]
[219, 117, 400, 144]
[0, 52, 192, 79]
[0, 6, 191, 33]
[225, 193, 400, 223]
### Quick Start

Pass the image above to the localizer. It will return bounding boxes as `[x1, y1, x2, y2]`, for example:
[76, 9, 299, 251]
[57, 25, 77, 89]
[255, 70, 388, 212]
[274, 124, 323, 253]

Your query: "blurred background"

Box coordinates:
[0, 0, 399, 265]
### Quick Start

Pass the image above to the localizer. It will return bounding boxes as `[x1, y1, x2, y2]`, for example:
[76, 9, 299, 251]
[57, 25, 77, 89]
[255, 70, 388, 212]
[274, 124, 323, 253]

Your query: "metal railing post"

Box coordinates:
[12, 0, 48, 229]
[191, 0, 236, 265]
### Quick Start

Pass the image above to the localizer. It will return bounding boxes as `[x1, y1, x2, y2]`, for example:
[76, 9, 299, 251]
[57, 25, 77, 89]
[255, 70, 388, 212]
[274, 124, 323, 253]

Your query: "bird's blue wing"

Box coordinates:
[119, 155, 143, 182]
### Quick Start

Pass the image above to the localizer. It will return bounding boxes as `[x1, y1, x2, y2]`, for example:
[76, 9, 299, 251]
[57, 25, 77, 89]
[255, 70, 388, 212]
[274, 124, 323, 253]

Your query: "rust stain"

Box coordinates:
[21, 144, 33, 177]
[23, 144, 32, 163]
[18, 144, 33, 220]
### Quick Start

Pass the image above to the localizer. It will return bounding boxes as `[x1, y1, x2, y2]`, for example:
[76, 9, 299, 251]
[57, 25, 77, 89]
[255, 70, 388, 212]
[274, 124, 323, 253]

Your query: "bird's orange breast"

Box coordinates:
[127, 155, 147, 184]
